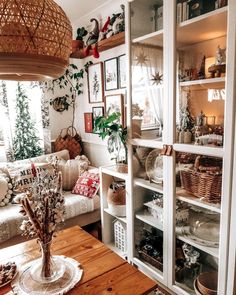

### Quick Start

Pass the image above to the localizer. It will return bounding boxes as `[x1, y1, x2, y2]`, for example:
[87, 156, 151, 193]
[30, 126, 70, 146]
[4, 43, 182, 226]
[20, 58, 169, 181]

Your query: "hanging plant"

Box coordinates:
[43, 63, 84, 127]
[50, 95, 71, 112]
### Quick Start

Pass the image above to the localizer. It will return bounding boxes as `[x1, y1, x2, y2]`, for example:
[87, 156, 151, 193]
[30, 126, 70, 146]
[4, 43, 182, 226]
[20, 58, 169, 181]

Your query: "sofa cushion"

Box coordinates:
[0, 192, 100, 244]
[57, 155, 90, 191]
[72, 172, 100, 198]
[0, 173, 13, 207]
[8, 163, 55, 195]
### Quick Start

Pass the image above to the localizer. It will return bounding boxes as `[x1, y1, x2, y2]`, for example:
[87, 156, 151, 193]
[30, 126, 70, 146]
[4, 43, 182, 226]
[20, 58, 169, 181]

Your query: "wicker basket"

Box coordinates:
[138, 250, 163, 271]
[180, 169, 222, 203]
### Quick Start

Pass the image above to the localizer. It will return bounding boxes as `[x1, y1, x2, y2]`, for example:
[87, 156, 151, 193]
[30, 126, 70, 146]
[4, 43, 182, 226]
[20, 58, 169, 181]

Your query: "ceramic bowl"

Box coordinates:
[197, 272, 218, 295]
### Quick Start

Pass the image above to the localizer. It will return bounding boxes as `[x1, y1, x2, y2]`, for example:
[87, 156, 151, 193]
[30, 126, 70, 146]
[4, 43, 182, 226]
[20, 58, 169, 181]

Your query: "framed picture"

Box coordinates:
[84, 112, 93, 133]
[118, 54, 127, 88]
[92, 106, 104, 133]
[105, 94, 124, 125]
[104, 57, 118, 91]
[87, 62, 104, 103]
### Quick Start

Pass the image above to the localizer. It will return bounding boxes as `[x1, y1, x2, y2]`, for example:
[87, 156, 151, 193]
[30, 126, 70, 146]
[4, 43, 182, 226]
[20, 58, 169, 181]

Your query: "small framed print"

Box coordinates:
[104, 57, 118, 91]
[118, 54, 126, 88]
[87, 62, 104, 103]
[92, 106, 104, 133]
[84, 112, 93, 133]
[105, 94, 124, 125]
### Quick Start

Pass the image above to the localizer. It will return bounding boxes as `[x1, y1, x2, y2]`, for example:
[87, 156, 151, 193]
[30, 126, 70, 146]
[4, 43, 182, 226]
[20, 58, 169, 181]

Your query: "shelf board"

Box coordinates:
[100, 165, 128, 180]
[132, 30, 163, 47]
[176, 189, 221, 213]
[176, 235, 219, 258]
[132, 257, 163, 281]
[134, 177, 163, 193]
[70, 32, 125, 59]
[104, 208, 127, 223]
[173, 143, 224, 158]
[130, 138, 163, 149]
[107, 242, 127, 259]
[177, 7, 227, 47]
[135, 211, 163, 231]
[179, 77, 225, 90]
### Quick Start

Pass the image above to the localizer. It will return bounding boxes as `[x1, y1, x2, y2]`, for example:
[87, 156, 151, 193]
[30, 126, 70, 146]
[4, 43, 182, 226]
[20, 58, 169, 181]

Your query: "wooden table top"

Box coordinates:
[0, 226, 157, 295]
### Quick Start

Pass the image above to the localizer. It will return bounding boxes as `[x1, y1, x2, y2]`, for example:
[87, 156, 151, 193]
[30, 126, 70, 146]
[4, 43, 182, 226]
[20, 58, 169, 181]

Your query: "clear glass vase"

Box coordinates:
[30, 240, 65, 283]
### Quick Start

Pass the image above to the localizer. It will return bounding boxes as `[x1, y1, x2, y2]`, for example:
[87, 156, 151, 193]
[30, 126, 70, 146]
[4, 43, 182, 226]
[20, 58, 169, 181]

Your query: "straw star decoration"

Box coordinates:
[134, 52, 149, 67]
[150, 72, 163, 85]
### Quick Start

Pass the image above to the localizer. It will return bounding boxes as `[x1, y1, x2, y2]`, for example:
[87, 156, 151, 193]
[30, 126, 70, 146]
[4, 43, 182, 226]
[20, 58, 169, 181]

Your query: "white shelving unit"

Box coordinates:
[125, 1, 236, 295]
[100, 2, 236, 294]
[100, 165, 130, 261]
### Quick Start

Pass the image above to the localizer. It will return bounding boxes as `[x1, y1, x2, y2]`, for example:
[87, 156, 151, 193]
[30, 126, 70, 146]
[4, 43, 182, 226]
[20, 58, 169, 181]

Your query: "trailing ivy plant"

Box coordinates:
[44, 63, 84, 127]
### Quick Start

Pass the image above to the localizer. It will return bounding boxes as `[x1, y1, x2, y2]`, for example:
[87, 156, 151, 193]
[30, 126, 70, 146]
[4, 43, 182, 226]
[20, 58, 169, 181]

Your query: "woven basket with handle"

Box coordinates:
[54, 126, 82, 159]
[180, 156, 222, 203]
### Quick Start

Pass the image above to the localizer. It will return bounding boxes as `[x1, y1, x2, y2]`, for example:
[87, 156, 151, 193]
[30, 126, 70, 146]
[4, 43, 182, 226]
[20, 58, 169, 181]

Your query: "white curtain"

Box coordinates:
[132, 44, 164, 127]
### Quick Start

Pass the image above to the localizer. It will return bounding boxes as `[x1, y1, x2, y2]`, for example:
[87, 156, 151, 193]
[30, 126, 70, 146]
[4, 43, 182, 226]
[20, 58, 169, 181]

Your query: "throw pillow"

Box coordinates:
[7, 163, 55, 195]
[57, 155, 90, 191]
[72, 172, 100, 198]
[0, 173, 13, 207]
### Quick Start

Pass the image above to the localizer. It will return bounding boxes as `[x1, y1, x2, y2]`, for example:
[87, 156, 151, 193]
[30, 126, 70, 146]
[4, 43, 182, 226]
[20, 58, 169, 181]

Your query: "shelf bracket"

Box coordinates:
[161, 145, 173, 156]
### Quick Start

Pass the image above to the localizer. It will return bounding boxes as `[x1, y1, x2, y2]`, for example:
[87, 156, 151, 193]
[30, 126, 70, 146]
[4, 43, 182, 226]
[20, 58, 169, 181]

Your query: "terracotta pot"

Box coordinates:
[107, 182, 126, 217]
[184, 130, 192, 143]
[71, 40, 84, 52]
[132, 118, 142, 138]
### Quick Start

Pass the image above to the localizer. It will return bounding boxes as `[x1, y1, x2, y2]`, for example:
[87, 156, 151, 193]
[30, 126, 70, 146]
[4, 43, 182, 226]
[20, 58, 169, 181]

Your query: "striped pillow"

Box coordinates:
[58, 155, 90, 191]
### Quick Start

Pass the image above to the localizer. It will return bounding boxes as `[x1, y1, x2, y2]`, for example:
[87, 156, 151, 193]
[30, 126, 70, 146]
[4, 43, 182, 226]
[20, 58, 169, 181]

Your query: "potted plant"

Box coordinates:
[94, 112, 128, 173]
[72, 27, 88, 52]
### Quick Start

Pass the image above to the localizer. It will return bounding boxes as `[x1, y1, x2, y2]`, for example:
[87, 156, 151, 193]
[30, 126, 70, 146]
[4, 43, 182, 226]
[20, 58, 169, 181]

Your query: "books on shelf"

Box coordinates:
[176, 0, 227, 24]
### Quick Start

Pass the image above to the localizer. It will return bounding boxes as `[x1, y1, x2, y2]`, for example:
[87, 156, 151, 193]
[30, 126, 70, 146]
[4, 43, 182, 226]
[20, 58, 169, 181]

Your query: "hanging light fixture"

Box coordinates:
[0, 0, 72, 81]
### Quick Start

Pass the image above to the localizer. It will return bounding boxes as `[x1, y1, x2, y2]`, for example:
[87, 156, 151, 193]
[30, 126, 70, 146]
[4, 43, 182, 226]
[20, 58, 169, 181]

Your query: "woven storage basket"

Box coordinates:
[138, 250, 163, 271]
[54, 126, 82, 159]
[180, 165, 222, 204]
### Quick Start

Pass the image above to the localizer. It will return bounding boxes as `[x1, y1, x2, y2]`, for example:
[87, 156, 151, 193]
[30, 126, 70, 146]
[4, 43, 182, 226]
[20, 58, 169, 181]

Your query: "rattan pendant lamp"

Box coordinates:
[0, 0, 72, 81]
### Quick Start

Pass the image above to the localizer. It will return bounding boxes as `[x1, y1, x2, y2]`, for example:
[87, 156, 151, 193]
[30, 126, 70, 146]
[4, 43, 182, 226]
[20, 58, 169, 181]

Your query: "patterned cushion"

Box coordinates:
[7, 163, 55, 195]
[72, 172, 100, 198]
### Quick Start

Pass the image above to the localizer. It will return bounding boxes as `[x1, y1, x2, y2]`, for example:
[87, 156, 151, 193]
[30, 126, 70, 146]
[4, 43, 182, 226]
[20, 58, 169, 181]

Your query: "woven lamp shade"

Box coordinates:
[0, 0, 72, 81]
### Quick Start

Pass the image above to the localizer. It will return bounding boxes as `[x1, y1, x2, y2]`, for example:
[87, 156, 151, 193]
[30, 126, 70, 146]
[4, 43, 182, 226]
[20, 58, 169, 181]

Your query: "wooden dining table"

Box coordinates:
[0, 226, 157, 295]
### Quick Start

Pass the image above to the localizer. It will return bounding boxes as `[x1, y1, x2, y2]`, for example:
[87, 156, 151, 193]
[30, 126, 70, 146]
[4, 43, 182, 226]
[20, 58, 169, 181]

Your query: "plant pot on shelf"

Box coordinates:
[132, 118, 142, 138]
[72, 40, 84, 53]
[107, 182, 126, 217]
[116, 162, 128, 173]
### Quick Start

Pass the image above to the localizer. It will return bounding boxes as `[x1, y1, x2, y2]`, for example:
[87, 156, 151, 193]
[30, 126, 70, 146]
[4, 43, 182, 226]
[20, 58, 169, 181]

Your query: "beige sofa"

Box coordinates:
[0, 150, 100, 249]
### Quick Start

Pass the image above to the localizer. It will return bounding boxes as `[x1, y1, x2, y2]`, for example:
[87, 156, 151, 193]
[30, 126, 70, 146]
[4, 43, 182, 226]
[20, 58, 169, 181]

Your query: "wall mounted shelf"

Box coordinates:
[70, 32, 125, 59]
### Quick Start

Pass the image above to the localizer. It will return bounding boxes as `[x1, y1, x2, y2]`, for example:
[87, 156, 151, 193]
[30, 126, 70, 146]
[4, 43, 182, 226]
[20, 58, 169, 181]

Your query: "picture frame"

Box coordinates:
[105, 94, 124, 125]
[84, 112, 93, 133]
[104, 57, 118, 91]
[118, 54, 127, 88]
[92, 106, 104, 133]
[87, 62, 104, 103]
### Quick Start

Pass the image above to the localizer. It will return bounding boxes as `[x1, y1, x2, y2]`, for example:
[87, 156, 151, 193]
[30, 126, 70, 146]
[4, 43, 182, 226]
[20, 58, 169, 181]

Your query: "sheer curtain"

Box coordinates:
[132, 44, 164, 128]
[0, 81, 50, 161]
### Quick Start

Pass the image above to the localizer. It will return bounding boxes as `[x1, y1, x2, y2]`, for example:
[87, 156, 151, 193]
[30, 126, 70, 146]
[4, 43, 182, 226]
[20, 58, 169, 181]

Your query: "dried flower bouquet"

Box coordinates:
[18, 163, 65, 279]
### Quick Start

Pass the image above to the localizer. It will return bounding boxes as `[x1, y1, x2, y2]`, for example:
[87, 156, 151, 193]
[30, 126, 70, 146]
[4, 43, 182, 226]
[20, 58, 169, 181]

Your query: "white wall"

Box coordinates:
[69, 0, 126, 167]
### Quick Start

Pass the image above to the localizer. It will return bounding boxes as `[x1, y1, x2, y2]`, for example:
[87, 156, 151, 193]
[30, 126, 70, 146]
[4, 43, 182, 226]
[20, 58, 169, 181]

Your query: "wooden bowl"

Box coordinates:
[197, 272, 218, 295]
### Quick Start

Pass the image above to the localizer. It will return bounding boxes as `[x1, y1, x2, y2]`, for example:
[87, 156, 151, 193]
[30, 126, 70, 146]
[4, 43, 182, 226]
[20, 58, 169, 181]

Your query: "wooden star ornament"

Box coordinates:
[150, 72, 163, 85]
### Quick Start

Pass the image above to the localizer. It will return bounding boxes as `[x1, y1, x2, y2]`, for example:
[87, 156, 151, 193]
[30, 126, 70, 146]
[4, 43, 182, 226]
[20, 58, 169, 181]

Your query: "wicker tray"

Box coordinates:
[180, 169, 222, 203]
[138, 250, 163, 271]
